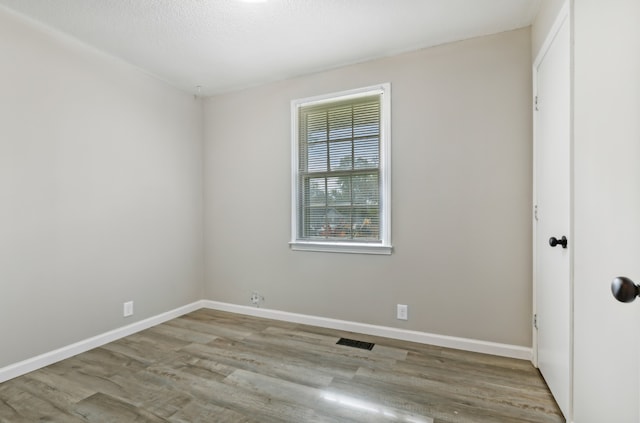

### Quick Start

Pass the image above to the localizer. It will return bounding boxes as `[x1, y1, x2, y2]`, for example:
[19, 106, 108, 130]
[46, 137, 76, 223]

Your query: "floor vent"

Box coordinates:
[336, 338, 375, 350]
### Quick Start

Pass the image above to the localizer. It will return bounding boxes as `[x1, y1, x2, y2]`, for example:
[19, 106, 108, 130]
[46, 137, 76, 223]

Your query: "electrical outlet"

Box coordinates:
[123, 301, 134, 317]
[397, 304, 408, 320]
[250, 291, 263, 306]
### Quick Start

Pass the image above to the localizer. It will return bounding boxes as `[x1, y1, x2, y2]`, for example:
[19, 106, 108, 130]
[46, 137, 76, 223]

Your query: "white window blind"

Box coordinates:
[290, 84, 391, 254]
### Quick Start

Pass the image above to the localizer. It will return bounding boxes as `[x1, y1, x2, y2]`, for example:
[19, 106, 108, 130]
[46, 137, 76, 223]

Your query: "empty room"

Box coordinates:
[0, 0, 638, 422]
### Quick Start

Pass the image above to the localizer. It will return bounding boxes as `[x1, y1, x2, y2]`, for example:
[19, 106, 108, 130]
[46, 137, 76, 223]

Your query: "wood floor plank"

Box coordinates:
[0, 309, 564, 422]
[0, 383, 87, 423]
[207, 336, 361, 381]
[225, 368, 433, 423]
[390, 357, 555, 403]
[354, 366, 561, 422]
[262, 326, 410, 361]
[178, 341, 335, 388]
[243, 329, 401, 371]
[165, 316, 253, 341]
[144, 322, 218, 345]
[167, 400, 257, 423]
[74, 392, 167, 422]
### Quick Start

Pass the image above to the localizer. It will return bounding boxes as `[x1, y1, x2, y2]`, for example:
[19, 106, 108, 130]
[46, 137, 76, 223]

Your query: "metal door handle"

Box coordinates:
[549, 236, 568, 248]
[611, 276, 640, 303]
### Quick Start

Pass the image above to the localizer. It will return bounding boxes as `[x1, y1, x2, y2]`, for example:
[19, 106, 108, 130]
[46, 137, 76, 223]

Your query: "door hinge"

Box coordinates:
[534, 95, 539, 111]
[534, 204, 538, 221]
[533, 314, 538, 330]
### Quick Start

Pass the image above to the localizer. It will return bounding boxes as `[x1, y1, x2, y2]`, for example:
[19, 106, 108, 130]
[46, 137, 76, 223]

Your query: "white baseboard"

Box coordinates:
[202, 300, 532, 361]
[0, 299, 532, 384]
[0, 300, 204, 384]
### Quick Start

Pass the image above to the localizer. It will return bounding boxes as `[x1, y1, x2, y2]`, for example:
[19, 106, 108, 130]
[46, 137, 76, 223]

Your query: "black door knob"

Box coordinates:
[611, 276, 640, 303]
[549, 236, 568, 248]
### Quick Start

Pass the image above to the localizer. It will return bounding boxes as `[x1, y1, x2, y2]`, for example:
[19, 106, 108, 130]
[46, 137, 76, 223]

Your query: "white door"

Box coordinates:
[572, 0, 640, 420]
[533, 11, 571, 420]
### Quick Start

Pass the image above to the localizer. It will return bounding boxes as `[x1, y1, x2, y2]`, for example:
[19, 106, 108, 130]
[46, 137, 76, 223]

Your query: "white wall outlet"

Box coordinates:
[123, 301, 134, 317]
[397, 304, 408, 320]
[250, 291, 263, 307]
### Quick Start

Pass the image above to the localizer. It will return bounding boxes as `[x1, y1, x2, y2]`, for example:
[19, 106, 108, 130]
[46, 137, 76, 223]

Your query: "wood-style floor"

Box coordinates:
[0, 309, 564, 422]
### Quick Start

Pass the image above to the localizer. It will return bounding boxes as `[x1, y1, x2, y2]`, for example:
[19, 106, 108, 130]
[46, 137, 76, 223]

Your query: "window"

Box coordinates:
[290, 84, 391, 255]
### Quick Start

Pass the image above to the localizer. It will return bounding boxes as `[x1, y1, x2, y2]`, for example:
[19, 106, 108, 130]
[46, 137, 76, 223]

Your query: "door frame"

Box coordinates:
[532, 0, 573, 417]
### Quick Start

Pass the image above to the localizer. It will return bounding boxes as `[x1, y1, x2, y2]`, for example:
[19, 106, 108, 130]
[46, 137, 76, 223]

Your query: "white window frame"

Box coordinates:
[290, 83, 392, 255]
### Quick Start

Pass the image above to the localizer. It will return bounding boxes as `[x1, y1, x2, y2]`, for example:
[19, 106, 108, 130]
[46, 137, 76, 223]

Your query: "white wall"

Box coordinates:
[0, 7, 204, 368]
[203, 28, 533, 347]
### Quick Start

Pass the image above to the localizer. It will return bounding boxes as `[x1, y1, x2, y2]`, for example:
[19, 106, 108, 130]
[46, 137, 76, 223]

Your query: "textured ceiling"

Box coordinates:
[0, 0, 541, 96]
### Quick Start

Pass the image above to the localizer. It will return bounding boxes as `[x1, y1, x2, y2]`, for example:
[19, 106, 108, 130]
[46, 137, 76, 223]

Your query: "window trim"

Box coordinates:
[290, 83, 392, 255]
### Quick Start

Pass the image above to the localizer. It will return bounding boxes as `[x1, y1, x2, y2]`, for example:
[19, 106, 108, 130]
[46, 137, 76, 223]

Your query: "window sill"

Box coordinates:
[289, 241, 392, 255]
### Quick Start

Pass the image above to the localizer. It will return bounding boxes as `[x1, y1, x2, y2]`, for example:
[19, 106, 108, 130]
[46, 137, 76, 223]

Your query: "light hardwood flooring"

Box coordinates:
[0, 309, 564, 422]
